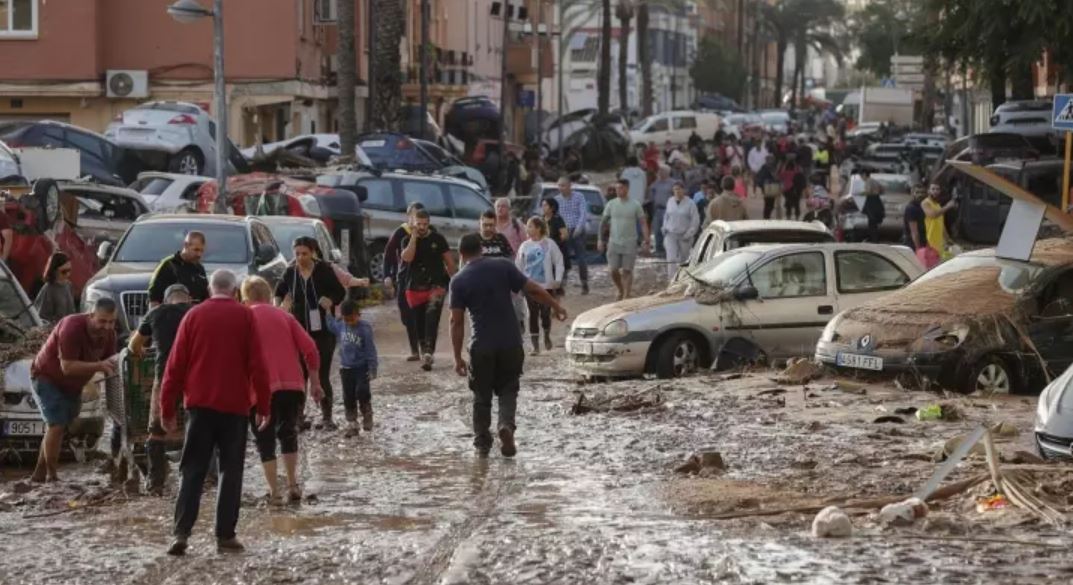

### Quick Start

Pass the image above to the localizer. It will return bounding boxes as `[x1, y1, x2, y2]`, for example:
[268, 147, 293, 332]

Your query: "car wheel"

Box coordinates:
[655, 332, 702, 379]
[966, 358, 1013, 395]
[367, 240, 386, 282]
[169, 148, 204, 175]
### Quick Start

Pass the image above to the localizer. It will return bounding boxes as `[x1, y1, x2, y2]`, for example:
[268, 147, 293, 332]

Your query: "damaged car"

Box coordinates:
[816, 239, 1073, 395]
[1035, 364, 1073, 461]
[566, 243, 923, 379]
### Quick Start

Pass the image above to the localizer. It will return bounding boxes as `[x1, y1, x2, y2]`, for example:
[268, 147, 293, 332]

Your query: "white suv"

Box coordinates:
[106, 101, 247, 176]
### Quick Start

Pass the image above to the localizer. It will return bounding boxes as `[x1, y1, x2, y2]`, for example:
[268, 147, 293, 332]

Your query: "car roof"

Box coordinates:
[257, 216, 323, 227]
[955, 238, 1073, 267]
[851, 172, 911, 181]
[990, 158, 1065, 172]
[995, 100, 1052, 113]
[538, 182, 601, 192]
[721, 242, 907, 256]
[707, 219, 829, 235]
[135, 213, 254, 226]
[1, 119, 114, 141]
[136, 171, 212, 182]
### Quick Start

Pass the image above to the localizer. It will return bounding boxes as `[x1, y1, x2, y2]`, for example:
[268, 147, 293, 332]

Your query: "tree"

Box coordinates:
[690, 35, 747, 102]
[597, 0, 612, 115]
[758, 0, 843, 107]
[637, 3, 653, 116]
[371, 0, 404, 130]
[615, 0, 635, 112]
[849, 1, 921, 78]
[337, 0, 358, 157]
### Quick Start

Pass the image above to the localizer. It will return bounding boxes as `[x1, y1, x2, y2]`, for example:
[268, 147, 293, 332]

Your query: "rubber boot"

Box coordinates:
[360, 401, 373, 432]
[145, 439, 167, 495]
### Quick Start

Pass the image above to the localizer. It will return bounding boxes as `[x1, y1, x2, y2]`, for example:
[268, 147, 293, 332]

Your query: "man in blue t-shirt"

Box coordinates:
[449, 234, 567, 457]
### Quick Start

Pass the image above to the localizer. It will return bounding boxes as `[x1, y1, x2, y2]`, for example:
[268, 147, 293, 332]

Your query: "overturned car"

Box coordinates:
[816, 239, 1073, 395]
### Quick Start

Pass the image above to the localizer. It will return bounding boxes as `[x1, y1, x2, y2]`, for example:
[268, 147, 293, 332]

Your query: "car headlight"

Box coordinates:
[602, 320, 629, 338]
[82, 287, 114, 311]
[932, 324, 969, 348]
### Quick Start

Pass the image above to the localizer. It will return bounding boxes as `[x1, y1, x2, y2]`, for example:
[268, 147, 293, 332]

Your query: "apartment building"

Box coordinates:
[0, 0, 369, 147]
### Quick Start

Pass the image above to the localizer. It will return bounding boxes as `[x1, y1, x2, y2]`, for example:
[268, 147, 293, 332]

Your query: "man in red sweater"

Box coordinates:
[160, 269, 270, 556]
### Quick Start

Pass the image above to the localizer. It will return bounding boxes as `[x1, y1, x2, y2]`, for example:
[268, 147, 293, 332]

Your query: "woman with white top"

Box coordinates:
[515, 217, 565, 355]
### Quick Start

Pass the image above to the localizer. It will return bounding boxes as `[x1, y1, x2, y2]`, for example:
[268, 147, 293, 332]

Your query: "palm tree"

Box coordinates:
[371, 0, 405, 130]
[759, 0, 843, 108]
[597, 0, 613, 115]
[790, 28, 843, 108]
[337, 0, 358, 156]
[637, 2, 653, 116]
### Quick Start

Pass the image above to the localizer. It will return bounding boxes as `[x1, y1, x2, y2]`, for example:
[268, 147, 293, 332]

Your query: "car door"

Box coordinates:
[646, 116, 670, 145]
[359, 177, 406, 241]
[730, 250, 834, 358]
[447, 184, 493, 234]
[314, 222, 342, 264]
[249, 221, 286, 285]
[672, 114, 698, 145]
[832, 250, 912, 312]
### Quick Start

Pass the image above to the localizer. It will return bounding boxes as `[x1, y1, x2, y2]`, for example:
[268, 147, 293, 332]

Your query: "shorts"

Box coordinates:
[31, 378, 82, 427]
[405, 287, 446, 308]
[607, 247, 638, 272]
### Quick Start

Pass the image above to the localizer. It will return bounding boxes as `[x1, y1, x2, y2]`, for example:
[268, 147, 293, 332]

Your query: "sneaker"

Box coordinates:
[216, 538, 245, 554]
[167, 536, 188, 556]
[421, 354, 434, 371]
[406, 354, 421, 362]
[498, 427, 517, 458]
[530, 347, 540, 356]
[361, 409, 374, 432]
[544, 334, 553, 351]
[322, 420, 338, 431]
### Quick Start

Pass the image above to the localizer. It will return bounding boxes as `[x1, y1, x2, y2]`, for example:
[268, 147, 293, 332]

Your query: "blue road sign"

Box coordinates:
[1053, 94, 1073, 130]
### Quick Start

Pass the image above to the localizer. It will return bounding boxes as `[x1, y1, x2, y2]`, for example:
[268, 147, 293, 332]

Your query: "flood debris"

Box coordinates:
[570, 386, 664, 415]
[0, 326, 49, 367]
[675, 451, 727, 476]
[811, 506, 853, 538]
[774, 358, 824, 385]
[878, 497, 928, 526]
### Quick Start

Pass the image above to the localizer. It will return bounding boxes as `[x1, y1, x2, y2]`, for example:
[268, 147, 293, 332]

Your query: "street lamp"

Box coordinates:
[167, 0, 228, 204]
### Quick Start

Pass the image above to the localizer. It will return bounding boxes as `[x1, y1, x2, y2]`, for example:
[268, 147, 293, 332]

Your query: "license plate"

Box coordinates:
[836, 352, 883, 371]
[568, 340, 593, 355]
[360, 140, 386, 148]
[3, 420, 46, 436]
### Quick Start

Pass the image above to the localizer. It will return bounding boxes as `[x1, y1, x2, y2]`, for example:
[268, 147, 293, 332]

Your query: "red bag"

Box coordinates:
[916, 246, 940, 270]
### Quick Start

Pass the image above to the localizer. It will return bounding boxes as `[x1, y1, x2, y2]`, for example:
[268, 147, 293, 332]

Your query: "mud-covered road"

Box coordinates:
[2, 259, 1072, 585]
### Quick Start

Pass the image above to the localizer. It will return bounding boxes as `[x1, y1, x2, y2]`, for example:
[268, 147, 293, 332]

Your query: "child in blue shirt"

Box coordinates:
[327, 300, 378, 437]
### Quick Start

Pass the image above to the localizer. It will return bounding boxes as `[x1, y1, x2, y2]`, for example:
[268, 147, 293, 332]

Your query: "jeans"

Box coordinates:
[562, 232, 589, 286]
[396, 286, 419, 356]
[763, 197, 778, 219]
[784, 193, 801, 220]
[468, 346, 525, 449]
[173, 408, 248, 540]
[313, 333, 336, 421]
[410, 291, 445, 356]
[250, 391, 304, 462]
[340, 367, 372, 421]
[652, 207, 666, 253]
[525, 294, 551, 335]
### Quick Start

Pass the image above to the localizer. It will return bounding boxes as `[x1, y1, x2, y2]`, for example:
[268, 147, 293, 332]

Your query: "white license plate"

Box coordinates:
[360, 140, 386, 148]
[836, 352, 883, 371]
[3, 420, 46, 436]
[568, 340, 593, 355]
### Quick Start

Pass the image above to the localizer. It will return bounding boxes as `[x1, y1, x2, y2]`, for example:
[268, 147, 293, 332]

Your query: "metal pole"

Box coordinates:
[557, 0, 564, 165]
[499, 0, 510, 192]
[670, 9, 677, 110]
[536, 2, 543, 146]
[1062, 131, 1071, 213]
[420, 0, 430, 138]
[213, 0, 227, 203]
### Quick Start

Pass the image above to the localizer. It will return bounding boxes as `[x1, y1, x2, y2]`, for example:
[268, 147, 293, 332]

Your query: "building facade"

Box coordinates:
[0, 0, 369, 147]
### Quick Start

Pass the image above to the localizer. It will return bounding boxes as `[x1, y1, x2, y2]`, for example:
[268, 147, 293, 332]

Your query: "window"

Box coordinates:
[180, 182, 204, 201]
[753, 252, 827, 299]
[66, 130, 106, 164]
[0, 0, 37, 38]
[646, 118, 668, 133]
[692, 234, 713, 265]
[314, 0, 337, 23]
[250, 222, 279, 255]
[449, 185, 491, 220]
[359, 179, 398, 211]
[674, 116, 697, 130]
[401, 180, 449, 217]
[132, 177, 173, 196]
[836, 251, 909, 293]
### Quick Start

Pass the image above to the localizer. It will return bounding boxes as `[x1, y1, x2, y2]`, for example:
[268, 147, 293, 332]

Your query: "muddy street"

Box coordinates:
[2, 260, 1073, 584]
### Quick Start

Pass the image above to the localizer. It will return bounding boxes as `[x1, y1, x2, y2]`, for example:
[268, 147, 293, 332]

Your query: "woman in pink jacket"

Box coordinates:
[241, 276, 322, 505]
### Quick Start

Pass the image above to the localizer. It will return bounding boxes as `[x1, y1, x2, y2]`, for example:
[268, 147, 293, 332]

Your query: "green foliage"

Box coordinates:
[850, 0, 923, 78]
[690, 35, 747, 101]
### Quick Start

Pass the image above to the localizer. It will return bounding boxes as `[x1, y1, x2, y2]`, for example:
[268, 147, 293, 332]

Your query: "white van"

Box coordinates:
[629, 111, 721, 148]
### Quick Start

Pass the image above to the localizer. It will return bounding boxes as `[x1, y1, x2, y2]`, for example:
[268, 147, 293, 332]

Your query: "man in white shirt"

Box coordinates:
[747, 142, 769, 196]
[619, 156, 647, 207]
[661, 181, 700, 279]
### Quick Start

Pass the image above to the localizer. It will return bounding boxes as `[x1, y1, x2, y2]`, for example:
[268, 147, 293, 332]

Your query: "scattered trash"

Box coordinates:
[894, 406, 918, 416]
[675, 451, 727, 475]
[916, 404, 943, 421]
[811, 506, 853, 538]
[756, 388, 788, 397]
[879, 497, 928, 526]
[570, 387, 664, 415]
[1004, 450, 1045, 465]
[976, 494, 1011, 513]
[774, 359, 824, 385]
[916, 403, 961, 422]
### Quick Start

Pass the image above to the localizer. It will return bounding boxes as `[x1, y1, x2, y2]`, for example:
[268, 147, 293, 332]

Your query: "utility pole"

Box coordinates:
[366, 0, 376, 130]
[420, 0, 430, 138]
[499, 0, 511, 194]
[536, 1, 543, 145]
[670, 8, 678, 110]
[557, 0, 565, 165]
[212, 0, 226, 202]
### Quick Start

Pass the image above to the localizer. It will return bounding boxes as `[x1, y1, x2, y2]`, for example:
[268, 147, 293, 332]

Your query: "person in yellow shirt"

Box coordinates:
[921, 183, 957, 259]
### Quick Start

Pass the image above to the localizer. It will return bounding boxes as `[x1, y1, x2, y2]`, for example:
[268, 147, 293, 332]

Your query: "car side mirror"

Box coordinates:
[255, 244, 276, 265]
[97, 241, 114, 264]
[734, 284, 759, 301]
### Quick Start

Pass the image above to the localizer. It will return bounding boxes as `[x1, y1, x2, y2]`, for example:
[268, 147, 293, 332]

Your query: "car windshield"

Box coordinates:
[912, 254, 1045, 293]
[689, 249, 766, 286]
[114, 223, 249, 264]
[265, 223, 314, 260]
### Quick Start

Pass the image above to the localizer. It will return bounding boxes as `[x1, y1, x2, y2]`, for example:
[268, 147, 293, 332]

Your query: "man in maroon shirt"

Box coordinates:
[29, 299, 118, 482]
[161, 269, 270, 556]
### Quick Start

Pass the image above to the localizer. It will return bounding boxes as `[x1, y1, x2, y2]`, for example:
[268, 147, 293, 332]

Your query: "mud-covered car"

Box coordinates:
[675, 220, 834, 283]
[566, 243, 923, 379]
[816, 240, 1073, 395]
[0, 260, 104, 457]
[1035, 363, 1073, 461]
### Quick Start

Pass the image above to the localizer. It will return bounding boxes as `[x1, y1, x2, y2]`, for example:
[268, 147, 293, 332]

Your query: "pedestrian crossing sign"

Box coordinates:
[1053, 94, 1073, 130]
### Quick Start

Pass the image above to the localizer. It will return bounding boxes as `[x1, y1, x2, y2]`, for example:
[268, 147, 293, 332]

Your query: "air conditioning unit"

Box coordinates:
[106, 70, 149, 99]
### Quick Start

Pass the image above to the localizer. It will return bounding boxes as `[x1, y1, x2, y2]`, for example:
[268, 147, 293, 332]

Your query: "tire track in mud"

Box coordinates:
[407, 460, 528, 585]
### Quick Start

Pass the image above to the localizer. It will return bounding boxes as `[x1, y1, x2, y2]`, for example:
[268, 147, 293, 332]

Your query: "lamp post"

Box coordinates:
[168, 0, 228, 203]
